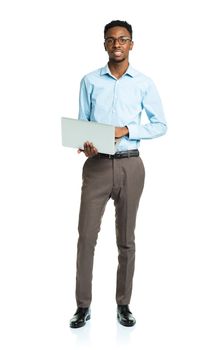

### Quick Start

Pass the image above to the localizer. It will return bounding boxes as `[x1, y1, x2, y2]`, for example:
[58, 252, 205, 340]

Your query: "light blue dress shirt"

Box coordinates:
[78, 64, 167, 152]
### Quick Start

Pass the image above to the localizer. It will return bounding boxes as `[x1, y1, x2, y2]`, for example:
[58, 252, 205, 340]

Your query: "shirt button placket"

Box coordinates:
[112, 80, 118, 115]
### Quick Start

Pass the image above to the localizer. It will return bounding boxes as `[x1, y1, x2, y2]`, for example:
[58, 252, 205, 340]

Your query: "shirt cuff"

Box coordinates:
[127, 124, 140, 140]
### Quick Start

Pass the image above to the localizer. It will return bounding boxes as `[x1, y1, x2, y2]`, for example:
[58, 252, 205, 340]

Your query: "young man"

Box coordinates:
[70, 20, 167, 328]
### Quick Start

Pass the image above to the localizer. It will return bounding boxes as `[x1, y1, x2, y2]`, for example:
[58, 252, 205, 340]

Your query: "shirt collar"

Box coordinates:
[100, 64, 137, 78]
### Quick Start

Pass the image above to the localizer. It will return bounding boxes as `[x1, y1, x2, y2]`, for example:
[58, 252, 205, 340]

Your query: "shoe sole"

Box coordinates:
[69, 315, 91, 328]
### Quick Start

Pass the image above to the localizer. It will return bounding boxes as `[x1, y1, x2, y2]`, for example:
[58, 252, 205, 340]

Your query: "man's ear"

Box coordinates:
[129, 41, 134, 51]
[104, 42, 107, 51]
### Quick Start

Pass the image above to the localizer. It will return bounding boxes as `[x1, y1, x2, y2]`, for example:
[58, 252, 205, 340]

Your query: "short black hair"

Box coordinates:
[104, 20, 133, 39]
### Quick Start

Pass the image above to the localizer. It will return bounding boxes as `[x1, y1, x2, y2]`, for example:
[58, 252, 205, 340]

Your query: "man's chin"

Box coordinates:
[109, 56, 126, 64]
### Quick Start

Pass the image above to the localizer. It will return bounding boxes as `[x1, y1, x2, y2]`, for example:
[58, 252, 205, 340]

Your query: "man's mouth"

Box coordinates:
[112, 50, 123, 56]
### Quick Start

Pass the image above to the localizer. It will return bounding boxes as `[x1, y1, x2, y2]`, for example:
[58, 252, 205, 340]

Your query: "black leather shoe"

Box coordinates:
[117, 305, 136, 327]
[69, 307, 91, 328]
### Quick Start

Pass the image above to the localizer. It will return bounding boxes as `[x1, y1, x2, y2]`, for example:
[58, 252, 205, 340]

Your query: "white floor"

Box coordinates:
[1, 1, 215, 348]
[1, 195, 214, 350]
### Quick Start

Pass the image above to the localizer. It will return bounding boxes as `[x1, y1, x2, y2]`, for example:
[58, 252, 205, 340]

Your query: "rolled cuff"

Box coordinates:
[127, 124, 141, 140]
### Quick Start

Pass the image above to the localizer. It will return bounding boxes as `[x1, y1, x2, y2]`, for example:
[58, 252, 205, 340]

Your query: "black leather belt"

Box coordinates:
[96, 149, 139, 159]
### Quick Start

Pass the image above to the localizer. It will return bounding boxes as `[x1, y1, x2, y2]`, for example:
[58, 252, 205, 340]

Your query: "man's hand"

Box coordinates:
[78, 141, 98, 158]
[115, 126, 129, 138]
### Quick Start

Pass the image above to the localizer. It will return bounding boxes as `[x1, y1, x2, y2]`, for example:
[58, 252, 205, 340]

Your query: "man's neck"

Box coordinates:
[108, 60, 129, 79]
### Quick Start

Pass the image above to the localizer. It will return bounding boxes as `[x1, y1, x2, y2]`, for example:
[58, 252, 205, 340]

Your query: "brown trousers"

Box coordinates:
[75, 155, 145, 307]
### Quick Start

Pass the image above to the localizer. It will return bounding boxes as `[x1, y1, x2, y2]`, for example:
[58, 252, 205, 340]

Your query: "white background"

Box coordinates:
[0, 0, 215, 349]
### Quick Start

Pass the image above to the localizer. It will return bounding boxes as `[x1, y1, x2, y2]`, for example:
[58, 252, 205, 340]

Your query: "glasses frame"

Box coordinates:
[104, 36, 132, 46]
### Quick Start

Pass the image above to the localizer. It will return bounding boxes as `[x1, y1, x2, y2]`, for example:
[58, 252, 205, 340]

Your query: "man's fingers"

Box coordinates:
[84, 141, 90, 151]
[92, 147, 98, 154]
[85, 142, 91, 156]
[81, 141, 98, 157]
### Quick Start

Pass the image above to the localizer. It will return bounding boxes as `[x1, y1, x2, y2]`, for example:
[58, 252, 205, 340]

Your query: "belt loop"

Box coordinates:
[128, 150, 130, 158]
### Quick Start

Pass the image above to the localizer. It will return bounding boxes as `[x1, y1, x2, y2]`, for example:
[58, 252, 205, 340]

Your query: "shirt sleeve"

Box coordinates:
[78, 77, 91, 121]
[127, 79, 167, 140]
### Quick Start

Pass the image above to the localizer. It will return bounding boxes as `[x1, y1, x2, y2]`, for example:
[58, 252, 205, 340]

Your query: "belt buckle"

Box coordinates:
[108, 154, 112, 159]
[115, 153, 120, 159]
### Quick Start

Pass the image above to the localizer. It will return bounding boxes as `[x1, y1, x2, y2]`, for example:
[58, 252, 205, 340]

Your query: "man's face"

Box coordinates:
[104, 26, 133, 63]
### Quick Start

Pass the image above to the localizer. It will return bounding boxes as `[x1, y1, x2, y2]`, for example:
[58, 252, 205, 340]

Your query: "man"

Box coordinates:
[70, 20, 167, 328]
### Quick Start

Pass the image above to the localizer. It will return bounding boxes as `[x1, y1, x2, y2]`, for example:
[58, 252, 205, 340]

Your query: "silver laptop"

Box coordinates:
[61, 117, 116, 155]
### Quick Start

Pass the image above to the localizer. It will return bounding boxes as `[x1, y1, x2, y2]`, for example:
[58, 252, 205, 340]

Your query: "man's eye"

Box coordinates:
[107, 39, 113, 44]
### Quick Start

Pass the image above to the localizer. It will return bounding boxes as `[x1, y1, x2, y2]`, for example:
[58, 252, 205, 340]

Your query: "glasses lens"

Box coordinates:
[118, 37, 127, 45]
[105, 38, 114, 45]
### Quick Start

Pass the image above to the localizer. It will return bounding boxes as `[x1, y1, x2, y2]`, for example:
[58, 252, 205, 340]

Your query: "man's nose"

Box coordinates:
[113, 39, 121, 47]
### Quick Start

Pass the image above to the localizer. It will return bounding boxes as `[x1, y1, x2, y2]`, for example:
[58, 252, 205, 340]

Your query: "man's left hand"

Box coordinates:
[115, 126, 129, 138]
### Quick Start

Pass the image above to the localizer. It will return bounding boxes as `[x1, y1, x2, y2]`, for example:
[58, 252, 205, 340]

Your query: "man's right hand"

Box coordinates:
[78, 141, 98, 158]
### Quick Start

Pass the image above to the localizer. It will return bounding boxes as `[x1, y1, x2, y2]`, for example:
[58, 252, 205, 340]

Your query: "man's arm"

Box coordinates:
[115, 126, 129, 138]
[127, 79, 167, 140]
[78, 78, 91, 121]
[77, 78, 98, 157]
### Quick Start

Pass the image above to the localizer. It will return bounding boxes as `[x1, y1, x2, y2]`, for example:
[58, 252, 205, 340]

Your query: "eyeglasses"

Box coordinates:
[104, 36, 132, 46]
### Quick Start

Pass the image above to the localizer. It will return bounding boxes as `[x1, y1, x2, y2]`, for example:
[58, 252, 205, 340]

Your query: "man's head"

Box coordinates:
[104, 20, 133, 39]
[104, 20, 133, 63]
